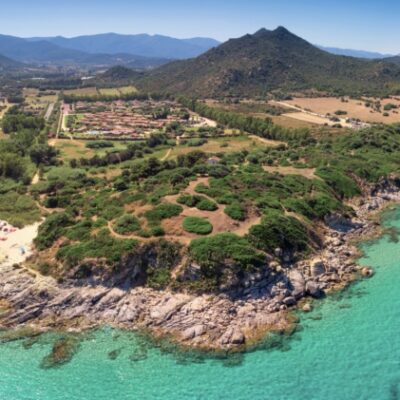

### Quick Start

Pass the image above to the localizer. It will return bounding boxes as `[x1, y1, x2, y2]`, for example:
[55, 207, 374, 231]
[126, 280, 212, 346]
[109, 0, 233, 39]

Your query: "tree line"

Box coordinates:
[179, 97, 310, 142]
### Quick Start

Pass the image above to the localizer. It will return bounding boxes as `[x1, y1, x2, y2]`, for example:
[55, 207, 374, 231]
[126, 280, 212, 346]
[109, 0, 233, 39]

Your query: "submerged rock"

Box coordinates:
[40, 336, 80, 369]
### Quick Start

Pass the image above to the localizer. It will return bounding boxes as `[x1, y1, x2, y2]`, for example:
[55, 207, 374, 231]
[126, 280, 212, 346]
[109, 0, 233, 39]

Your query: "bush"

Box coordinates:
[177, 194, 218, 211]
[35, 212, 72, 250]
[196, 197, 218, 211]
[56, 228, 138, 266]
[113, 214, 141, 235]
[183, 217, 213, 235]
[189, 233, 264, 273]
[85, 141, 115, 149]
[0, 192, 40, 228]
[248, 213, 309, 254]
[224, 202, 246, 220]
[145, 203, 183, 224]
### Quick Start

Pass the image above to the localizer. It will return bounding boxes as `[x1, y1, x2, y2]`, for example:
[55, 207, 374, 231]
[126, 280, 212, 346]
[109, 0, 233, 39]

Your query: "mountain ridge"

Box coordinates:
[132, 26, 400, 97]
[26, 33, 220, 59]
[318, 45, 394, 59]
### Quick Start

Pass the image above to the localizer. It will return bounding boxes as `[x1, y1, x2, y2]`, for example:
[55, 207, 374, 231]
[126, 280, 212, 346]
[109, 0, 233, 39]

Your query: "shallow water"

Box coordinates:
[1, 208, 400, 400]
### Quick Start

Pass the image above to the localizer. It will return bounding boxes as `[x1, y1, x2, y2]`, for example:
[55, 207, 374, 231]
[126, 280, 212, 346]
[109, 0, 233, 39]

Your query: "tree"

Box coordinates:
[30, 144, 58, 166]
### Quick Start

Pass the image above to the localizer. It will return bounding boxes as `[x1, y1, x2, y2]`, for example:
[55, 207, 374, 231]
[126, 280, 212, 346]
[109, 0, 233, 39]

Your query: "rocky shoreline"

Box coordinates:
[0, 178, 399, 351]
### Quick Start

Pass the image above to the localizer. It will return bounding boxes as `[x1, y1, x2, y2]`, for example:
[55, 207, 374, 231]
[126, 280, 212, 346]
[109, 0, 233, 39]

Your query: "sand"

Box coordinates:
[0, 222, 40, 268]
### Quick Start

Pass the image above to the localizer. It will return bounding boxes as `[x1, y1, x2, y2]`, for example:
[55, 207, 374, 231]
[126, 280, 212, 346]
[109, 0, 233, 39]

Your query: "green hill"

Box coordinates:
[134, 27, 400, 97]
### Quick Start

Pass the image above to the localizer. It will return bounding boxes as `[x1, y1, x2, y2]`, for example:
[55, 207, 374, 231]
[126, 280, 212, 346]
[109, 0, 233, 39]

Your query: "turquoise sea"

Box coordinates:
[1, 208, 400, 400]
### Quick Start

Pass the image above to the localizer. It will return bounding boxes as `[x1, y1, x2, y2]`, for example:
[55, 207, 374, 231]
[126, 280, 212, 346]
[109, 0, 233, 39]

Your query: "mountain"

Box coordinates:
[0, 53, 22, 71]
[27, 33, 220, 59]
[0, 34, 170, 69]
[134, 27, 400, 97]
[318, 45, 393, 59]
[384, 56, 400, 65]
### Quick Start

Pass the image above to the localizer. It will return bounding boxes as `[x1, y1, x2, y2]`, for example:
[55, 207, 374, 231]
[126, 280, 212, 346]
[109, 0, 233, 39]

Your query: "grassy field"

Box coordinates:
[165, 135, 272, 160]
[53, 139, 129, 161]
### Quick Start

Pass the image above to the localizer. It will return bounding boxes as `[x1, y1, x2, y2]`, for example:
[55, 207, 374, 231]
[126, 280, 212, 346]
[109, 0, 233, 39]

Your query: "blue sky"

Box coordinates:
[1, 0, 399, 53]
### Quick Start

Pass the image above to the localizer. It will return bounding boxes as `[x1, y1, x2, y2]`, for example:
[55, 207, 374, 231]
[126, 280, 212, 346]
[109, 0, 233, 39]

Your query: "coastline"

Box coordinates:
[0, 178, 399, 352]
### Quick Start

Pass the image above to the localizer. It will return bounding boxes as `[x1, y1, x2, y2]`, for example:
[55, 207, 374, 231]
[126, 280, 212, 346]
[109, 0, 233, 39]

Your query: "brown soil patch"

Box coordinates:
[163, 177, 261, 242]
[263, 166, 320, 180]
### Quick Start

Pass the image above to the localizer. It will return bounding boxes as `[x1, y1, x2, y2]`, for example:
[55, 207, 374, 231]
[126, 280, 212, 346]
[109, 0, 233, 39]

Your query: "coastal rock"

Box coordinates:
[283, 296, 296, 306]
[306, 281, 324, 299]
[220, 327, 245, 346]
[182, 324, 206, 340]
[288, 270, 305, 298]
[149, 295, 189, 323]
[361, 267, 374, 278]
[311, 260, 325, 277]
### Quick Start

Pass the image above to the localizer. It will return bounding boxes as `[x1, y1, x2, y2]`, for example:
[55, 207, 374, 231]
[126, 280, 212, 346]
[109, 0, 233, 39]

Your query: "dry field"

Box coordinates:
[64, 87, 99, 96]
[118, 86, 138, 94]
[285, 97, 400, 124]
[98, 88, 120, 96]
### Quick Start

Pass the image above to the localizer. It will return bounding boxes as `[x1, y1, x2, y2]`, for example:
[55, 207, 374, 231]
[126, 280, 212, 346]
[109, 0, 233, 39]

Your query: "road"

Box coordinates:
[44, 102, 55, 121]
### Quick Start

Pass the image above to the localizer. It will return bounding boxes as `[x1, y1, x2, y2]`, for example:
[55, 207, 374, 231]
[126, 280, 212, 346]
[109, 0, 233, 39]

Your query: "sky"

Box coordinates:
[1, 0, 399, 54]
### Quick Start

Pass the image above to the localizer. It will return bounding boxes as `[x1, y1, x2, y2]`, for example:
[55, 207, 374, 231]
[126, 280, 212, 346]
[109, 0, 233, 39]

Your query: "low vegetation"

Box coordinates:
[182, 217, 213, 235]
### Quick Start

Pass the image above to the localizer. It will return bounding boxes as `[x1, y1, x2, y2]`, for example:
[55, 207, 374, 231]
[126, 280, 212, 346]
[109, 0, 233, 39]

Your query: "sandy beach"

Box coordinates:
[0, 222, 40, 267]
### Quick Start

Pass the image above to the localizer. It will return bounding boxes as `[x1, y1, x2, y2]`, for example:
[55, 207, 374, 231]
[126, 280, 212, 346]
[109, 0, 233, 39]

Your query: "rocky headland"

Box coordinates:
[0, 177, 399, 352]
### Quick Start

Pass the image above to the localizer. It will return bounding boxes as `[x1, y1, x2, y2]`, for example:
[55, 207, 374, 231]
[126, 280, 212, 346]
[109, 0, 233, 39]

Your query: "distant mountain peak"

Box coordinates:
[135, 26, 400, 97]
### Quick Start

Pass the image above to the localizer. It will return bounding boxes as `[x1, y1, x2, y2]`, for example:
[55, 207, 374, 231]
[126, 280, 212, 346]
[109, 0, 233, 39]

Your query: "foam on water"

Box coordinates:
[1, 208, 400, 400]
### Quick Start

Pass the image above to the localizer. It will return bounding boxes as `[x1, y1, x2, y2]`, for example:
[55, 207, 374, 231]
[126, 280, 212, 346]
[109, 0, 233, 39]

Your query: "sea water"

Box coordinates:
[1, 208, 400, 400]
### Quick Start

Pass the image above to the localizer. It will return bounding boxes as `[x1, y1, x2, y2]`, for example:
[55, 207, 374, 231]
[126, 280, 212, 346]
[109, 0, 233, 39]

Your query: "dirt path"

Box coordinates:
[161, 147, 172, 161]
[263, 165, 321, 180]
[31, 171, 40, 185]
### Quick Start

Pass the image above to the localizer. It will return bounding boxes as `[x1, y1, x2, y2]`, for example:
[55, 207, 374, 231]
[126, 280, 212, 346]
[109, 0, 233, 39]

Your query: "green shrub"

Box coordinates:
[145, 203, 183, 224]
[248, 214, 309, 253]
[35, 213, 72, 250]
[177, 194, 218, 211]
[0, 192, 41, 228]
[224, 202, 246, 220]
[56, 228, 138, 266]
[113, 214, 141, 235]
[183, 217, 213, 235]
[189, 233, 264, 273]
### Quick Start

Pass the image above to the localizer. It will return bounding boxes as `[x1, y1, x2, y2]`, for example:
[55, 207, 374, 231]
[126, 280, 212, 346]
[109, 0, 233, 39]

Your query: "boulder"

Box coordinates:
[283, 296, 296, 306]
[219, 327, 245, 346]
[361, 267, 374, 278]
[306, 281, 324, 298]
[182, 324, 206, 340]
[311, 260, 325, 277]
[288, 270, 306, 298]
